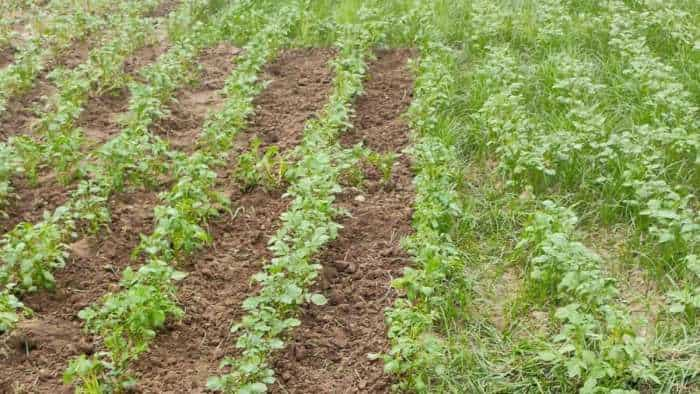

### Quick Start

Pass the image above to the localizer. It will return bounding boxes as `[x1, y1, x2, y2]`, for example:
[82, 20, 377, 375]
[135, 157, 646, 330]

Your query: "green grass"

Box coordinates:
[368, 0, 700, 392]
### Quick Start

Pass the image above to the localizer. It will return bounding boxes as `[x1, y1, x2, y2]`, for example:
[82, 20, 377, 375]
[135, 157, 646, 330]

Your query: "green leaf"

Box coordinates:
[310, 293, 327, 306]
[241, 382, 268, 394]
[538, 351, 557, 362]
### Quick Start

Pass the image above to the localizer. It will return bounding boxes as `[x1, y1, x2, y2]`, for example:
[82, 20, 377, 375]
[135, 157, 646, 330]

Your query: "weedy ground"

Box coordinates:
[0, 0, 699, 393]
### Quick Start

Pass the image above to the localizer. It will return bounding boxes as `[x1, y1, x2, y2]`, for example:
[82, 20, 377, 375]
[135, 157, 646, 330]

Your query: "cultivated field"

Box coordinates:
[0, 0, 699, 393]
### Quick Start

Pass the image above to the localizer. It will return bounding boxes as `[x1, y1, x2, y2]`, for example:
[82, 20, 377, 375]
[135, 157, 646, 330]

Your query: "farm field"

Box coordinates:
[0, 0, 699, 393]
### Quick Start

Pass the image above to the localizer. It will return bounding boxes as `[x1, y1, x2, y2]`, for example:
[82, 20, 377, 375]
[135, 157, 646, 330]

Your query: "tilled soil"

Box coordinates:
[0, 30, 171, 235]
[272, 49, 415, 394]
[131, 48, 335, 394]
[0, 190, 160, 393]
[152, 43, 241, 152]
[0, 47, 15, 68]
[0, 47, 416, 394]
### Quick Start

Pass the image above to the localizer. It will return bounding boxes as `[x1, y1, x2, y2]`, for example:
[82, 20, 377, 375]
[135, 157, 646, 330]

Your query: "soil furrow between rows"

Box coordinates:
[130, 48, 335, 394]
[0, 43, 239, 394]
[272, 49, 415, 394]
[0, 30, 181, 235]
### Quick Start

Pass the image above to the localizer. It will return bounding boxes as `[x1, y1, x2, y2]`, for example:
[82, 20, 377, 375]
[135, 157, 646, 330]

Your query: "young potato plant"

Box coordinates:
[207, 13, 385, 393]
[0, 0, 222, 337]
[666, 255, 700, 326]
[0, 0, 132, 115]
[65, 5, 296, 392]
[64, 260, 185, 391]
[0, 143, 23, 218]
[0, 207, 73, 293]
[517, 201, 661, 393]
[0, 288, 30, 334]
[382, 22, 471, 392]
[233, 137, 289, 192]
[366, 150, 398, 187]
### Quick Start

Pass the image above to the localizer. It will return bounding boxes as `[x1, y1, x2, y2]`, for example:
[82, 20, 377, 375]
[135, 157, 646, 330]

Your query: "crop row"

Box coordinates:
[0, 0, 144, 116]
[0, 0, 162, 216]
[0, 0, 229, 336]
[64, 4, 298, 392]
[517, 201, 658, 392]
[468, 0, 698, 303]
[206, 13, 383, 394]
[380, 10, 470, 392]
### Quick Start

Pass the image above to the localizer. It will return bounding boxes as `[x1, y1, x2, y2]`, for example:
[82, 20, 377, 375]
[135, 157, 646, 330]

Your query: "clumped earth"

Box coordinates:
[0, 36, 414, 392]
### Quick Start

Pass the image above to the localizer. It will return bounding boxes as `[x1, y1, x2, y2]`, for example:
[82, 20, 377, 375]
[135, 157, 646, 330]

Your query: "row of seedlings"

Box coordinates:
[206, 15, 382, 393]
[0, 0, 33, 51]
[0, 0, 142, 115]
[605, 1, 700, 316]
[461, 1, 699, 390]
[381, 24, 470, 392]
[0, 0, 238, 337]
[478, 0, 699, 321]
[515, 202, 662, 392]
[0, 0, 163, 215]
[62, 5, 301, 392]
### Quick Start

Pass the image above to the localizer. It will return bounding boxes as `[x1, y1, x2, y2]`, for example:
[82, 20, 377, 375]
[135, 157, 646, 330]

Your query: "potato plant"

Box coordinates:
[0, 0, 217, 336]
[382, 18, 469, 392]
[207, 12, 385, 393]
[516, 202, 658, 392]
[64, 4, 297, 391]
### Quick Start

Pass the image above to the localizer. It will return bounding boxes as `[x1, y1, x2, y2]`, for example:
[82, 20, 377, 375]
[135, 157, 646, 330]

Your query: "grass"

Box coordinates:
[1, 0, 697, 391]
[372, 0, 700, 391]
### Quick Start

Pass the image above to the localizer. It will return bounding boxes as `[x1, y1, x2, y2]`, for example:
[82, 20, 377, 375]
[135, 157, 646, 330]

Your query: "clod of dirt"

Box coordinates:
[68, 238, 91, 260]
[272, 48, 415, 394]
[3, 319, 88, 357]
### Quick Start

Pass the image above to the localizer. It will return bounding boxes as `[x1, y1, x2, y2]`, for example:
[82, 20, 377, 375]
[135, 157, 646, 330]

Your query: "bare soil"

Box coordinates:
[0, 47, 15, 68]
[131, 48, 335, 394]
[0, 46, 417, 394]
[152, 43, 241, 152]
[272, 49, 415, 394]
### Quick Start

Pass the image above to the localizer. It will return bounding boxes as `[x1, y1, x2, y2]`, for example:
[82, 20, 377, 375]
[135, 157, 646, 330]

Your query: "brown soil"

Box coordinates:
[150, 0, 180, 18]
[0, 74, 56, 141]
[0, 175, 72, 234]
[152, 43, 241, 152]
[54, 39, 92, 70]
[0, 25, 171, 234]
[123, 37, 170, 76]
[271, 49, 415, 394]
[0, 190, 160, 393]
[246, 49, 335, 151]
[0, 47, 15, 68]
[129, 48, 335, 394]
